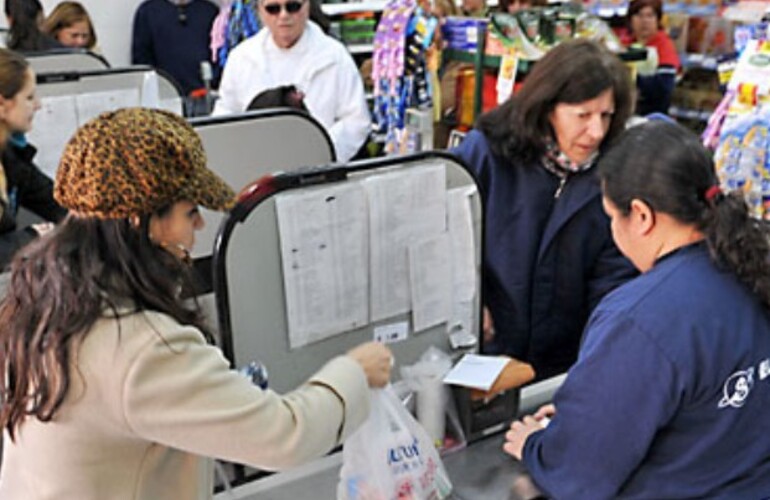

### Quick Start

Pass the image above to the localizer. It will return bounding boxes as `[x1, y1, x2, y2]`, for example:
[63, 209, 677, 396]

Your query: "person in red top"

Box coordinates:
[621, 0, 680, 115]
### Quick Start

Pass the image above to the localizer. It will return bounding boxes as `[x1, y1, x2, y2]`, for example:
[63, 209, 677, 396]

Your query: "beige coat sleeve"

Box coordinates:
[120, 314, 370, 470]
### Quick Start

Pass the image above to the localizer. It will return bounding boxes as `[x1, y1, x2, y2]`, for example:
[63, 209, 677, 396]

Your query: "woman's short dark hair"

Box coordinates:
[476, 39, 634, 163]
[598, 121, 770, 308]
[0, 213, 212, 440]
[627, 0, 663, 23]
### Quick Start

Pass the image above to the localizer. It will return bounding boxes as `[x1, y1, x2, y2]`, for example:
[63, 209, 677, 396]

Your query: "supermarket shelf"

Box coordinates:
[347, 43, 374, 54]
[680, 52, 737, 71]
[591, 5, 628, 17]
[443, 48, 503, 68]
[669, 106, 712, 122]
[321, 1, 387, 15]
[443, 47, 644, 69]
[681, 53, 719, 70]
[371, 132, 387, 143]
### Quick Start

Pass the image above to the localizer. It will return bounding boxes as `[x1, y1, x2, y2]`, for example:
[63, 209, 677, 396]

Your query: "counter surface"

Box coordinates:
[213, 375, 565, 499]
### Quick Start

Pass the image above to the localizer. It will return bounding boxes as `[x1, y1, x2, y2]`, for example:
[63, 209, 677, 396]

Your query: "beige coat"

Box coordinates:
[0, 310, 369, 499]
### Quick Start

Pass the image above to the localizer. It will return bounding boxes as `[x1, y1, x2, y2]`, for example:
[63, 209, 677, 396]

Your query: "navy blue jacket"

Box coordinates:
[524, 243, 770, 499]
[452, 130, 635, 379]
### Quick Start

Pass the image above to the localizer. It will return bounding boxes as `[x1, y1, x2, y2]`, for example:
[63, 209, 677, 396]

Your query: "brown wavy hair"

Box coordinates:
[476, 39, 634, 164]
[0, 213, 212, 440]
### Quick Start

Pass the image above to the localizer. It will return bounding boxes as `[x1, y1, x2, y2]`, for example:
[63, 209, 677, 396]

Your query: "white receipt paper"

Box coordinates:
[442, 354, 509, 391]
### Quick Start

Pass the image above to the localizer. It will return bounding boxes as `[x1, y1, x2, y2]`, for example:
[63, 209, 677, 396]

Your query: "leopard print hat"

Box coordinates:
[55, 107, 236, 219]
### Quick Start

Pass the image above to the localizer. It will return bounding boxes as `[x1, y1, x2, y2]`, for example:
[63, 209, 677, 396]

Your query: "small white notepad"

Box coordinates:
[442, 354, 509, 391]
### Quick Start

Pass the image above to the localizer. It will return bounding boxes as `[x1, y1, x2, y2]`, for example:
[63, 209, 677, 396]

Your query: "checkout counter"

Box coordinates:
[208, 152, 562, 499]
[213, 375, 565, 500]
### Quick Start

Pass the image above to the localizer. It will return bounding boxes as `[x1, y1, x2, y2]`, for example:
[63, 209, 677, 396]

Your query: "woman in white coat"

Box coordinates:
[213, 0, 371, 162]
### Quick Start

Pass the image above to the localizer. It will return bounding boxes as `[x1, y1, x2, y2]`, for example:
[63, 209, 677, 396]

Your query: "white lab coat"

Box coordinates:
[213, 22, 371, 162]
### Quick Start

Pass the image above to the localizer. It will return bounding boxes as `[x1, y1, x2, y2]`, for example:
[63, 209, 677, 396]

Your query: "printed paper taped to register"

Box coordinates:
[442, 354, 509, 391]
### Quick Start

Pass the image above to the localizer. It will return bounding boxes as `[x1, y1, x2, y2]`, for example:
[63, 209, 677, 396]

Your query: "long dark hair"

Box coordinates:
[0, 213, 212, 440]
[476, 39, 633, 164]
[5, 0, 51, 51]
[599, 121, 770, 308]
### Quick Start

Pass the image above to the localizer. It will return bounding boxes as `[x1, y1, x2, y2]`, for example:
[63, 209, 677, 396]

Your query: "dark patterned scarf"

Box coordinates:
[541, 137, 598, 178]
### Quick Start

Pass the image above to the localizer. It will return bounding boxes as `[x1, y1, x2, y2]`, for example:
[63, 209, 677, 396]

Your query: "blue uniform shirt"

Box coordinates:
[523, 242, 770, 499]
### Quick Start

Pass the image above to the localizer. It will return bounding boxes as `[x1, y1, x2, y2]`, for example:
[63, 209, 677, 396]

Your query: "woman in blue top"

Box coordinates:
[505, 121, 770, 498]
[452, 39, 636, 379]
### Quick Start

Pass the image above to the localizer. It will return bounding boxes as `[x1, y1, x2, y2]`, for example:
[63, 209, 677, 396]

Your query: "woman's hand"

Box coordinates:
[347, 342, 393, 388]
[503, 414, 548, 461]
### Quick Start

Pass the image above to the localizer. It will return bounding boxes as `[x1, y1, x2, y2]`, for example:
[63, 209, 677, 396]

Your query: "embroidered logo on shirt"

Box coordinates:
[759, 359, 770, 381]
[718, 367, 754, 409]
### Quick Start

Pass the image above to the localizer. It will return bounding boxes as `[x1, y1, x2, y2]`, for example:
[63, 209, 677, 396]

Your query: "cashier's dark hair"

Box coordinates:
[598, 121, 770, 308]
[0, 213, 213, 441]
[476, 39, 633, 164]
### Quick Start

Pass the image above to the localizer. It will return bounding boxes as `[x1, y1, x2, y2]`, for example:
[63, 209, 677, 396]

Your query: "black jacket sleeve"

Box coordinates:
[14, 160, 67, 223]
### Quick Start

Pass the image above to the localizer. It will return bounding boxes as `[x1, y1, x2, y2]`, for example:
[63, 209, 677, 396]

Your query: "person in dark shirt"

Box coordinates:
[0, 49, 67, 269]
[131, 0, 219, 96]
[505, 121, 770, 499]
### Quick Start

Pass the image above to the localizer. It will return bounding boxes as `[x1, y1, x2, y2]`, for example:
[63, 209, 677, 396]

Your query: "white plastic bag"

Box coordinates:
[338, 385, 453, 500]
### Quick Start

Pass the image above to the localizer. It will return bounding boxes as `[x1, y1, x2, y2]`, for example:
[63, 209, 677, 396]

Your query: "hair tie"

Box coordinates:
[704, 185, 723, 205]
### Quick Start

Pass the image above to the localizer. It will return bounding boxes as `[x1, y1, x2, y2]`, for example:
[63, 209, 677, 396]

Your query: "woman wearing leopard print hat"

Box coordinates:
[0, 107, 392, 499]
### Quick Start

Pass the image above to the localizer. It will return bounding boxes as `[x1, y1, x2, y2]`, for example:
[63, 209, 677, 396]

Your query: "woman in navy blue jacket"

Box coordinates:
[452, 39, 636, 379]
[505, 121, 770, 498]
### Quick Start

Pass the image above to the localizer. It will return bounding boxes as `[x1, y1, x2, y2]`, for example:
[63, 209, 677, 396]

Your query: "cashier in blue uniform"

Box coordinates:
[504, 121, 770, 498]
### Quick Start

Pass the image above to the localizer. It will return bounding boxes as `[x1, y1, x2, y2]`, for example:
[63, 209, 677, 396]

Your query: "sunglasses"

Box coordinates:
[263, 0, 305, 15]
